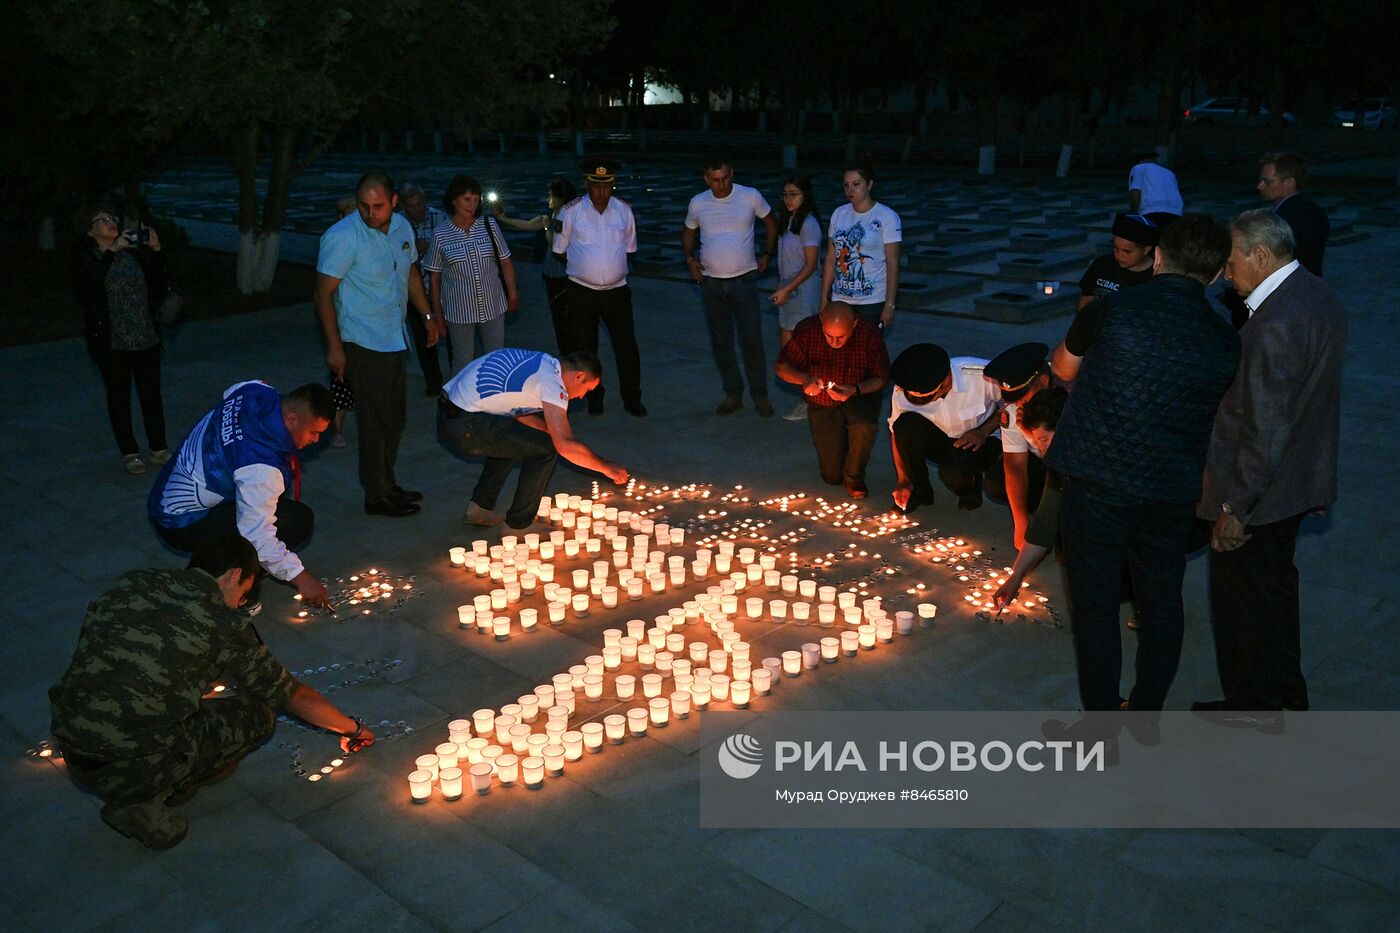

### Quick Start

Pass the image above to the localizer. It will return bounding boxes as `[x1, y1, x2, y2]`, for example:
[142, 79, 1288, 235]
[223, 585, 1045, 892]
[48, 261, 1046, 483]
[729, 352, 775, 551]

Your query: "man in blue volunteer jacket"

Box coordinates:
[149, 382, 333, 612]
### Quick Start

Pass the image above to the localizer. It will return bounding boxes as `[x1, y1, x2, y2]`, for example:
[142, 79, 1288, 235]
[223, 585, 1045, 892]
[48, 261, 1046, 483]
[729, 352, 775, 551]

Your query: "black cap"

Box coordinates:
[1112, 213, 1159, 246]
[984, 342, 1049, 401]
[580, 157, 621, 184]
[891, 343, 951, 394]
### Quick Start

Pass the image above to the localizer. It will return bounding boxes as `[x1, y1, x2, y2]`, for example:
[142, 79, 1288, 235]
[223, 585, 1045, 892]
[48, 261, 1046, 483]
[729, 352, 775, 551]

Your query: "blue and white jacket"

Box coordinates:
[148, 381, 303, 581]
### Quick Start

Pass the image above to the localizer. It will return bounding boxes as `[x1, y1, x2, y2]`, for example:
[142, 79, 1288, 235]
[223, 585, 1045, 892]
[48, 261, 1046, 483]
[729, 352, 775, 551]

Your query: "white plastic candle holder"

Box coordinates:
[731, 640, 750, 662]
[711, 674, 730, 702]
[838, 592, 857, 611]
[562, 731, 584, 761]
[582, 722, 605, 752]
[753, 668, 773, 695]
[509, 723, 533, 754]
[670, 691, 692, 719]
[730, 680, 751, 708]
[585, 655, 605, 676]
[792, 601, 811, 624]
[648, 696, 670, 726]
[708, 649, 729, 673]
[416, 754, 440, 781]
[627, 708, 649, 736]
[841, 631, 860, 656]
[457, 605, 474, 628]
[615, 674, 636, 699]
[817, 604, 837, 626]
[604, 714, 626, 744]
[521, 756, 545, 789]
[918, 603, 938, 627]
[637, 644, 656, 669]
[439, 766, 463, 800]
[493, 617, 511, 641]
[464, 737, 489, 764]
[435, 742, 460, 770]
[782, 650, 803, 677]
[493, 715, 516, 745]
[602, 586, 619, 608]
[656, 651, 674, 673]
[692, 681, 712, 709]
[556, 690, 576, 714]
[808, 640, 828, 666]
[843, 607, 862, 627]
[641, 673, 663, 698]
[519, 608, 538, 633]
[859, 624, 877, 648]
[666, 633, 686, 653]
[731, 659, 752, 682]
[409, 769, 433, 803]
[583, 673, 604, 700]
[619, 637, 639, 661]
[543, 744, 565, 776]
[495, 754, 519, 786]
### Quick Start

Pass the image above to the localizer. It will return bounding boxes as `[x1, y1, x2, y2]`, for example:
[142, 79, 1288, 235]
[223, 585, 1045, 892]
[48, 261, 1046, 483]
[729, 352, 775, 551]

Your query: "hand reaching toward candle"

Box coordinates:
[341, 720, 376, 754]
[802, 376, 824, 396]
[827, 383, 856, 402]
[891, 481, 913, 511]
[292, 570, 331, 609]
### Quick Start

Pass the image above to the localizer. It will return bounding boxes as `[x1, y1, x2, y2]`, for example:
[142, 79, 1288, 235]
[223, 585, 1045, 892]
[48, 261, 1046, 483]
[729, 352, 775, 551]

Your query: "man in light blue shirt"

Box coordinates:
[315, 172, 440, 517]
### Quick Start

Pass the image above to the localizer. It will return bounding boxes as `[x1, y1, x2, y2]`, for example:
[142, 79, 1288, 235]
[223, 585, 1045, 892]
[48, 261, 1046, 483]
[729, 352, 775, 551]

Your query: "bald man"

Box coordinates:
[776, 302, 890, 497]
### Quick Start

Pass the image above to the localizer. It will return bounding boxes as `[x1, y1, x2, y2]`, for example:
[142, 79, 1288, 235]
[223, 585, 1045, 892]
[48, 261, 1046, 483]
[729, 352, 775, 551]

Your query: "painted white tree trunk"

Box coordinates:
[37, 216, 55, 251]
[782, 144, 797, 170]
[1056, 143, 1073, 178]
[236, 230, 282, 295]
[977, 144, 997, 175]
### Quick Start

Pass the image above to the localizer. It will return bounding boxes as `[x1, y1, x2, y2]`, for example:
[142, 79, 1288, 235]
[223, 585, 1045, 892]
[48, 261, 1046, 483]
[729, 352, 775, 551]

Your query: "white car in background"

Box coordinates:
[1333, 98, 1397, 129]
[1182, 97, 1295, 127]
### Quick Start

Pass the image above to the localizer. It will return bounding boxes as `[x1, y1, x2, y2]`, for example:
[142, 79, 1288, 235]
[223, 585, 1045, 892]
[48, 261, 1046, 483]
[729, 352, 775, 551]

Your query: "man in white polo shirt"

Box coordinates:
[437, 348, 629, 529]
[682, 156, 779, 416]
[1128, 152, 1184, 228]
[553, 158, 645, 418]
[888, 343, 1002, 513]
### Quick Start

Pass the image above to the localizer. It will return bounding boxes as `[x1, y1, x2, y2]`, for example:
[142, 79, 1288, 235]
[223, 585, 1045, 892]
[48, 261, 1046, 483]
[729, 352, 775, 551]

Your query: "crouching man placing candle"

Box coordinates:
[49, 535, 374, 850]
[437, 348, 629, 529]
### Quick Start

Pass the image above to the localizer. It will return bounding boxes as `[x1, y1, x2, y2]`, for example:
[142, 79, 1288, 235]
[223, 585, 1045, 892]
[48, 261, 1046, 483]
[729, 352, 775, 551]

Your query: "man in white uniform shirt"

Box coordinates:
[437, 348, 629, 529]
[983, 342, 1053, 551]
[888, 343, 1002, 513]
[1128, 152, 1184, 228]
[553, 158, 645, 417]
[682, 156, 780, 416]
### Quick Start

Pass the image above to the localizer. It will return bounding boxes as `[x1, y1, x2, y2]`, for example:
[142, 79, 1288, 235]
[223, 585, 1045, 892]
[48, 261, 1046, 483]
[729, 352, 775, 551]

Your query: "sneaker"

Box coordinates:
[462, 502, 504, 526]
[330, 433, 348, 449]
[715, 396, 743, 415]
[782, 401, 809, 421]
[754, 398, 775, 418]
[148, 448, 171, 465]
[101, 796, 189, 850]
[123, 454, 146, 475]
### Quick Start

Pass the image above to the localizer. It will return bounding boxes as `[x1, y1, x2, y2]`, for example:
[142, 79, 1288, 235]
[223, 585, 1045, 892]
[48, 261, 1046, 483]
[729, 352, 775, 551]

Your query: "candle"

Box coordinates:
[838, 591, 857, 611]
[707, 649, 728, 673]
[627, 579, 644, 600]
[604, 714, 626, 744]
[449, 730, 472, 751]
[602, 585, 619, 608]
[527, 734, 549, 758]
[691, 559, 709, 579]
[746, 563, 763, 583]
[731, 640, 750, 662]
[439, 766, 463, 800]
[520, 608, 538, 633]
[435, 742, 460, 770]
[637, 644, 656, 668]
[642, 673, 664, 698]
[564, 539, 580, 558]
[731, 659, 751, 682]
[509, 723, 533, 754]
[770, 600, 788, 623]
[843, 607, 862, 626]
[556, 690, 576, 714]
[616, 674, 636, 699]
[841, 631, 860, 655]
[666, 633, 686, 653]
[466, 761, 492, 795]
[619, 637, 639, 661]
[792, 601, 810, 623]
[730, 680, 751, 708]
[534, 685, 555, 709]
[571, 593, 590, 616]
[472, 539, 490, 556]
[582, 722, 605, 752]
[673, 658, 692, 678]
[521, 756, 545, 789]
[572, 568, 589, 590]
[540, 541, 555, 561]
[656, 650, 674, 673]
[525, 532, 541, 550]
[416, 754, 440, 781]
[720, 595, 738, 616]
[918, 603, 938, 627]
[481, 744, 503, 769]
[408, 769, 433, 803]
[493, 616, 511, 641]
[649, 573, 666, 593]
[895, 610, 915, 635]
[711, 674, 730, 701]
[876, 619, 895, 642]
[745, 597, 763, 619]
[457, 605, 474, 628]
[490, 589, 508, 611]
[715, 554, 732, 573]
[552, 673, 574, 693]
[692, 680, 712, 709]
[585, 655, 604, 676]
[496, 754, 519, 786]
[818, 604, 837, 626]
[562, 730, 584, 761]
[543, 744, 565, 776]
[584, 673, 604, 700]
[670, 690, 691, 719]
[603, 645, 622, 670]
[494, 715, 516, 745]
[463, 737, 489, 764]
[545, 720, 566, 741]
[753, 668, 773, 695]
[648, 696, 670, 726]
[799, 579, 817, 598]
[782, 650, 802, 677]
[804, 641, 824, 667]
[627, 708, 649, 736]
[818, 585, 837, 604]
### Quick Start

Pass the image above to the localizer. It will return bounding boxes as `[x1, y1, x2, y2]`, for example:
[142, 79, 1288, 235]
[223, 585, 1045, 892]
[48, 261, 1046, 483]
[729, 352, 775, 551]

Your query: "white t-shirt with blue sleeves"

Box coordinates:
[444, 348, 568, 417]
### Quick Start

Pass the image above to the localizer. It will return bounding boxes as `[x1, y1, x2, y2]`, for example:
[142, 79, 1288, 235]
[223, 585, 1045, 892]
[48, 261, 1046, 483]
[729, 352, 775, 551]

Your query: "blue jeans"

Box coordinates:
[701, 272, 768, 400]
[437, 404, 557, 529]
[1060, 478, 1195, 712]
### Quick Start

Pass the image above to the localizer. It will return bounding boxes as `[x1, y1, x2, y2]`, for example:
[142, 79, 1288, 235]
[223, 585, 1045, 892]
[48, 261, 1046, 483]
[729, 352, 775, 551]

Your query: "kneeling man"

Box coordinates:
[776, 302, 890, 497]
[439, 348, 629, 528]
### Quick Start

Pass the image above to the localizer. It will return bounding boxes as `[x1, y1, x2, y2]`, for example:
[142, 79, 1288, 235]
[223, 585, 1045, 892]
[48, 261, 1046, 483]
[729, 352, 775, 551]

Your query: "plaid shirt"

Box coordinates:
[778, 316, 890, 408]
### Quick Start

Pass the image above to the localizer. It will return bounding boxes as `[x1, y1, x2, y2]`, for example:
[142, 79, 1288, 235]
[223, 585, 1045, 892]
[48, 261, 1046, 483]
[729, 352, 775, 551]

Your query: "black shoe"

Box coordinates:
[365, 497, 421, 517]
[588, 397, 605, 416]
[1191, 699, 1284, 734]
[1040, 718, 1119, 767]
[716, 396, 743, 415]
[390, 486, 423, 502]
[624, 401, 648, 417]
[754, 398, 775, 418]
[1119, 698, 1161, 747]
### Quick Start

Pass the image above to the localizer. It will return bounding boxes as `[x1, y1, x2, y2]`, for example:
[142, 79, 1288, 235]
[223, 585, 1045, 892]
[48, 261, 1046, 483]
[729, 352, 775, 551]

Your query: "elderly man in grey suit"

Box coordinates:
[1194, 209, 1347, 730]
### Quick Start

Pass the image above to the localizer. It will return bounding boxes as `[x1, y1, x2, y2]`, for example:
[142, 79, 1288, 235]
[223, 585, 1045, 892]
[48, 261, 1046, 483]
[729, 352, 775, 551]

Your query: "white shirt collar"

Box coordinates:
[1245, 260, 1300, 317]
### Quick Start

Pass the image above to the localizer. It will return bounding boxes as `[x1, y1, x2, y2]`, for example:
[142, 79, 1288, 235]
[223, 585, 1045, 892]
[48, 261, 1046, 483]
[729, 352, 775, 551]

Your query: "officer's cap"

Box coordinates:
[891, 343, 951, 394]
[984, 342, 1049, 401]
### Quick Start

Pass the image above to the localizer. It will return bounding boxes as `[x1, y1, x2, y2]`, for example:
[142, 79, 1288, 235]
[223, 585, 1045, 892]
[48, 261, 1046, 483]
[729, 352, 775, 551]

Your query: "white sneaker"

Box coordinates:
[123, 454, 147, 475]
[782, 401, 809, 421]
[149, 448, 171, 465]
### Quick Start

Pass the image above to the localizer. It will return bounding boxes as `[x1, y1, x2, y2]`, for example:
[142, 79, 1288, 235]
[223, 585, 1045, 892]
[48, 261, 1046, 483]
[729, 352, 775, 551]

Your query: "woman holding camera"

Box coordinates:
[71, 208, 169, 474]
[423, 175, 518, 377]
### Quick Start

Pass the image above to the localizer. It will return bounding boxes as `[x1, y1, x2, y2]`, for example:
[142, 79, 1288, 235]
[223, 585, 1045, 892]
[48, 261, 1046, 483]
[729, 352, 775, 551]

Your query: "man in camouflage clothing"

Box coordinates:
[50, 535, 374, 849]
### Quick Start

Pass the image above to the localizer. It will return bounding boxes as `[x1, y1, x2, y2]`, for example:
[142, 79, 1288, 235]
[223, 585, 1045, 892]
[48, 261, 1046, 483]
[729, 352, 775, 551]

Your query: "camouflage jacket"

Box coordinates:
[49, 568, 297, 759]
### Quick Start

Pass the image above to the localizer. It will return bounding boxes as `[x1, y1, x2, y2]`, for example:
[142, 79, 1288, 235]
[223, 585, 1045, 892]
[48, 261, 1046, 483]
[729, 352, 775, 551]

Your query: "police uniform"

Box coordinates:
[553, 158, 644, 415]
[50, 569, 296, 809]
[888, 344, 1003, 511]
[983, 342, 1052, 529]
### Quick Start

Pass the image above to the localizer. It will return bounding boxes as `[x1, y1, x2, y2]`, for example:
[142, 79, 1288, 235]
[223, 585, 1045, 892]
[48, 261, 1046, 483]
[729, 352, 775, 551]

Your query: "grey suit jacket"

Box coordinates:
[1199, 266, 1347, 525]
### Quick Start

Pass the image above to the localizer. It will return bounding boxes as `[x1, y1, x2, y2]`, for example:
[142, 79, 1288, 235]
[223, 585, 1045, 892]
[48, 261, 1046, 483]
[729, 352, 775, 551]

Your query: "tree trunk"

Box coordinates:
[233, 122, 261, 295]
[239, 127, 297, 294]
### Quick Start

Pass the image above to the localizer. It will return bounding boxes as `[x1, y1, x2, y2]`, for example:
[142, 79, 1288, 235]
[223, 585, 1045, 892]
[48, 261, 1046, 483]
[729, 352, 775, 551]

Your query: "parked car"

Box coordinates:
[1333, 98, 1397, 129]
[1182, 97, 1295, 127]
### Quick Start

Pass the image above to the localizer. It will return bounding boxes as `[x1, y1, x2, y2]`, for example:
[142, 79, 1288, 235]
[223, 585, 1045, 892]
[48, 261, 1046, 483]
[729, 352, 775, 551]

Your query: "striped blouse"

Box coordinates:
[423, 215, 512, 324]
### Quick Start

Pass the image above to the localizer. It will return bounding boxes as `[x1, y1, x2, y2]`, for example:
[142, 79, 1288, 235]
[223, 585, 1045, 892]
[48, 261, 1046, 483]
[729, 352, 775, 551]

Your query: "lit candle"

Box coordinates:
[509, 723, 533, 754]
[439, 766, 464, 801]
[450, 546, 467, 566]
[627, 579, 644, 600]
[818, 604, 837, 626]
[858, 624, 877, 649]
[490, 589, 508, 611]
[666, 633, 686, 653]
[715, 554, 732, 573]
[521, 756, 545, 789]
[616, 674, 636, 699]
[562, 730, 584, 761]
[730, 680, 751, 708]
[638, 672, 661, 698]
[534, 685, 555, 708]
[801, 643, 821, 669]
[408, 769, 433, 803]
[449, 730, 472, 752]
[876, 618, 895, 642]
[435, 742, 460, 770]
[918, 603, 938, 627]
[692, 680, 712, 709]
[799, 579, 817, 598]
[496, 754, 519, 786]
[584, 673, 604, 700]
[782, 650, 802, 677]
[648, 696, 670, 726]
[819, 638, 839, 663]
[637, 643, 656, 668]
[841, 631, 860, 656]
[548, 601, 566, 624]
[571, 593, 590, 616]
[745, 597, 764, 619]
[670, 690, 692, 719]
[543, 744, 565, 775]
[711, 674, 730, 701]
[708, 649, 729, 673]
[556, 689, 576, 714]
[585, 655, 605, 676]
[457, 605, 474, 628]
[416, 753, 440, 781]
[843, 607, 862, 626]
[463, 737, 489, 764]
[627, 708, 649, 735]
[752, 668, 773, 695]
[493, 617, 511, 641]
[602, 585, 619, 608]
[818, 585, 837, 604]
[472, 539, 490, 557]
[838, 592, 857, 611]
[781, 574, 799, 595]
[519, 608, 538, 633]
[494, 715, 516, 745]
[620, 637, 639, 661]
[604, 714, 626, 744]
[582, 722, 605, 752]
[564, 539, 580, 558]
[603, 645, 622, 670]
[656, 650, 674, 673]
[792, 601, 810, 623]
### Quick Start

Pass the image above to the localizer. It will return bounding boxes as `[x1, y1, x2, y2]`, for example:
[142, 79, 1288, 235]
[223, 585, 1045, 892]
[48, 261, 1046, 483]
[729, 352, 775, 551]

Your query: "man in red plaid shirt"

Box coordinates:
[776, 302, 891, 497]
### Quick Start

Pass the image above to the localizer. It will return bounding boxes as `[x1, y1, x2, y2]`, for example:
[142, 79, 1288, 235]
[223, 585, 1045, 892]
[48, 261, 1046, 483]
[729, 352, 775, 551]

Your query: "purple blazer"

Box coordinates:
[1200, 266, 1347, 525]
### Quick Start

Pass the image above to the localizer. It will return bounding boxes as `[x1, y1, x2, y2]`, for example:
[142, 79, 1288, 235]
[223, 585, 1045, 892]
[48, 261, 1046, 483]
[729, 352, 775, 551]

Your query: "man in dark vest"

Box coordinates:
[1045, 214, 1240, 742]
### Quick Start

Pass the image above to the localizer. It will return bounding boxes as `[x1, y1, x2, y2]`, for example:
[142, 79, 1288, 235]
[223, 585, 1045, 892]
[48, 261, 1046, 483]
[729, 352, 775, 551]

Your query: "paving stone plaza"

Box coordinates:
[4, 151, 1399, 930]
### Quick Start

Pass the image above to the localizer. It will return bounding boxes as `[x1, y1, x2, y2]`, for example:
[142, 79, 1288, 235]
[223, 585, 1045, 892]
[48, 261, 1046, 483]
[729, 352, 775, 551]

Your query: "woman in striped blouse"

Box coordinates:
[424, 174, 519, 375]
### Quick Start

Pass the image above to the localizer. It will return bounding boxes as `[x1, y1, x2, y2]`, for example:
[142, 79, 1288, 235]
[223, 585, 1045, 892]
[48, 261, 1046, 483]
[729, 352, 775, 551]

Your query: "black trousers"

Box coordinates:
[406, 308, 447, 395]
[568, 284, 642, 406]
[91, 344, 166, 456]
[343, 343, 407, 502]
[155, 498, 314, 601]
[891, 412, 1002, 499]
[1060, 478, 1195, 711]
[545, 276, 572, 356]
[1207, 512, 1309, 709]
[807, 395, 879, 486]
[984, 450, 1047, 513]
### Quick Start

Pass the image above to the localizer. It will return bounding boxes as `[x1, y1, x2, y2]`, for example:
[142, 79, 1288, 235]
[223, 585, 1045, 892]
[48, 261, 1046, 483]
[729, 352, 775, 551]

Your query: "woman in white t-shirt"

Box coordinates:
[821, 160, 902, 331]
